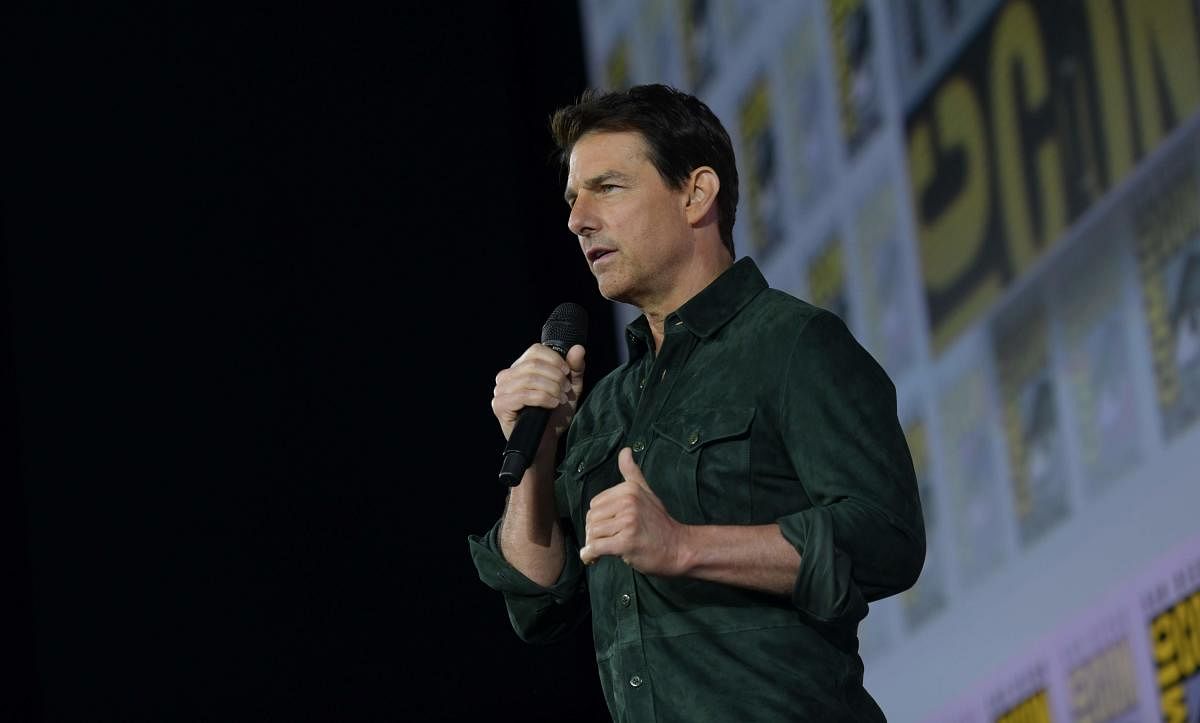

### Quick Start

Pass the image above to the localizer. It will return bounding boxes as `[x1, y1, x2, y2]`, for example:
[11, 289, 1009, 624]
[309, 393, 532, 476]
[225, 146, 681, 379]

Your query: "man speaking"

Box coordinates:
[469, 84, 925, 722]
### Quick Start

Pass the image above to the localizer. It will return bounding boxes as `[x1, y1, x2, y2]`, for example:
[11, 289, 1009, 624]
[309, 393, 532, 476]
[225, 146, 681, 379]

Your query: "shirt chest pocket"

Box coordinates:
[558, 429, 625, 526]
[651, 407, 755, 525]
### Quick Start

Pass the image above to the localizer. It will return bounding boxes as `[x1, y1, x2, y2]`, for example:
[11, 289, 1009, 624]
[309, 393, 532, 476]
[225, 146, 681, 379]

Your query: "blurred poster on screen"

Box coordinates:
[937, 360, 1006, 588]
[737, 76, 785, 259]
[900, 416, 948, 632]
[1135, 160, 1200, 442]
[993, 297, 1071, 549]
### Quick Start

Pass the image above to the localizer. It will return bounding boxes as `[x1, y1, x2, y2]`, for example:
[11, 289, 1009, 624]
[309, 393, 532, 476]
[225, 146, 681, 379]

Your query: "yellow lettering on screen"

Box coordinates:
[916, 76, 992, 295]
[1193, 594, 1200, 662]
[1160, 684, 1186, 723]
[1155, 611, 1181, 687]
[1124, 0, 1200, 151]
[1177, 595, 1199, 678]
[1085, 0, 1135, 185]
[996, 690, 1052, 723]
[990, 0, 1065, 277]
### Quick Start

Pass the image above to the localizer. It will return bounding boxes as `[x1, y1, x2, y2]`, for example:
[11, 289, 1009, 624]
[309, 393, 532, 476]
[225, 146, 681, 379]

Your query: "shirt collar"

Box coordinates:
[623, 257, 768, 357]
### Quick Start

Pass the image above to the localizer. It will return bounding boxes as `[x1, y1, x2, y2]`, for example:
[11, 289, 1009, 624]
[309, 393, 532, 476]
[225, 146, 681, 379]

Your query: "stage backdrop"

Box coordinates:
[578, 1, 1200, 720]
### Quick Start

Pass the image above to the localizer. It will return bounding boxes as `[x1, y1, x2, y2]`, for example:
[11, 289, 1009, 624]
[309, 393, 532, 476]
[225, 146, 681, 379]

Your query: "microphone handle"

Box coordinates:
[498, 406, 551, 487]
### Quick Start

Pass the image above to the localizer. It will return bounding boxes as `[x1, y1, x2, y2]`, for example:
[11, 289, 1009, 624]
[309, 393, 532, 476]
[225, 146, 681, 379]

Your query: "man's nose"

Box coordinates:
[567, 194, 597, 237]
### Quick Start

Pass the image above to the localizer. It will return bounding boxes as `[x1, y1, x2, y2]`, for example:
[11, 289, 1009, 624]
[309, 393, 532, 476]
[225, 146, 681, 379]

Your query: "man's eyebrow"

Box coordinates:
[563, 170, 634, 203]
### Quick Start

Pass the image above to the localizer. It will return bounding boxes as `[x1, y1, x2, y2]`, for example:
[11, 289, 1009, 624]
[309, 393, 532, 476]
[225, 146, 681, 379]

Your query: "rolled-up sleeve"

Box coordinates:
[467, 519, 589, 644]
[774, 311, 926, 627]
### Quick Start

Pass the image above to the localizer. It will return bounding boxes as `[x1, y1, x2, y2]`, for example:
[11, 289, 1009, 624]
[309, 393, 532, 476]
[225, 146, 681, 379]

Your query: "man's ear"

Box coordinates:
[683, 166, 720, 225]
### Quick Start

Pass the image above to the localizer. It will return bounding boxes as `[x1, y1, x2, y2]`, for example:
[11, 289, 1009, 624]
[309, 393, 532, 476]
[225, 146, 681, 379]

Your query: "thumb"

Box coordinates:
[618, 447, 647, 487]
[566, 344, 587, 390]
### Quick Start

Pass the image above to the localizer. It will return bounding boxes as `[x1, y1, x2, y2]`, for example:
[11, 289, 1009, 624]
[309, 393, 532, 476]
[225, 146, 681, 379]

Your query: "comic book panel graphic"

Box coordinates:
[780, 6, 834, 215]
[994, 299, 1071, 549]
[1139, 545, 1200, 723]
[1060, 613, 1143, 723]
[938, 364, 1006, 587]
[1058, 237, 1142, 496]
[738, 78, 786, 259]
[807, 234, 851, 324]
[856, 180, 918, 378]
[901, 419, 948, 631]
[827, 0, 882, 156]
[680, 0, 718, 92]
[1135, 163, 1200, 442]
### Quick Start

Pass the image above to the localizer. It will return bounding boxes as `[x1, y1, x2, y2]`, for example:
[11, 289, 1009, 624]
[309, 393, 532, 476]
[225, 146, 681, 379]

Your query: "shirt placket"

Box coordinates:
[615, 316, 696, 722]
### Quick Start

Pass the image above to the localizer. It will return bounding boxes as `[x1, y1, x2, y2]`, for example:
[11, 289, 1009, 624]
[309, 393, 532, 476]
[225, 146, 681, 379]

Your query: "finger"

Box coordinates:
[515, 343, 572, 374]
[579, 544, 597, 566]
[496, 372, 566, 399]
[496, 366, 571, 401]
[495, 383, 563, 416]
[493, 389, 564, 419]
[500, 357, 572, 386]
[618, 447, 648, 488]
[585, 514, 626, 543]
[580, 536, 623, 566]
[587, 481, 639, 515]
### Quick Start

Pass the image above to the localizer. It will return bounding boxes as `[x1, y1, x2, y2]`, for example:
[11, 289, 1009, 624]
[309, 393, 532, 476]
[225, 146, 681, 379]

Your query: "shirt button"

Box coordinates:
[631, 440, 645, 453]
[687, 431, 699, 446]
[638, 378, 646, 390]
[629, 675, 643, 688]
[619, 593, 631, 607]
[576, 461, 585, 473]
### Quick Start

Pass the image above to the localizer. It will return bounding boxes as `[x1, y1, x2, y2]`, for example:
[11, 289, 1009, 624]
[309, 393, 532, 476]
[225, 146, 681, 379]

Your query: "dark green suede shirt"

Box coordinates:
[469, 258, 925, 722]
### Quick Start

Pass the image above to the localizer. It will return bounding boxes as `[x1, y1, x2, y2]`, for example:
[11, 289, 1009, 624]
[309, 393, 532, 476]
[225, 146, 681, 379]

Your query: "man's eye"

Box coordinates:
[598, 184, 618, 193]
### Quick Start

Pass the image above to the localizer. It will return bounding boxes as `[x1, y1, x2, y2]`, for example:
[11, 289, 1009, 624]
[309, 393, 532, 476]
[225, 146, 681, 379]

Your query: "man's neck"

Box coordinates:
[641, 256, 733, 353]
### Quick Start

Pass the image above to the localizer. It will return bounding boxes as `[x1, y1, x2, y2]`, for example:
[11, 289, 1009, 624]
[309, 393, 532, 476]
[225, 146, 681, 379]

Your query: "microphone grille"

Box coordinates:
[541, 302, 589, 351]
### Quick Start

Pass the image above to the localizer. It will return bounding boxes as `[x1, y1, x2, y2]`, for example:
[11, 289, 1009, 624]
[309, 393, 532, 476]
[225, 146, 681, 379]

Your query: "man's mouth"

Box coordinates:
[586, 247, 615, 264]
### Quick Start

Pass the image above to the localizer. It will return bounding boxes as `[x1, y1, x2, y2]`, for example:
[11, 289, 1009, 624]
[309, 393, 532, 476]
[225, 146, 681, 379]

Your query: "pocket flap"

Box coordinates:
[559, 428, 625, 477]
[653, 407, 755, 453]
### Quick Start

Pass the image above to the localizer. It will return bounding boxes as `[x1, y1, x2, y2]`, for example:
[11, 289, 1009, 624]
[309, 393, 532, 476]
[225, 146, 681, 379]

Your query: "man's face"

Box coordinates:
[564, 131, 693, 306]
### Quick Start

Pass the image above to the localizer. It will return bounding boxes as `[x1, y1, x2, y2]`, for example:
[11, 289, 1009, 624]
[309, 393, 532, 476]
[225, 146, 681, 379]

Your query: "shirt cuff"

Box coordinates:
[777, 507, 868, 627]
[467, 518, 584, 602]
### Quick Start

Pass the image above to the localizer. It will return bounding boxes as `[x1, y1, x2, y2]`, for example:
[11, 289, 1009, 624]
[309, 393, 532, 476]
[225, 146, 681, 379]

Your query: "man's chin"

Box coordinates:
[596, 280, 632, 305]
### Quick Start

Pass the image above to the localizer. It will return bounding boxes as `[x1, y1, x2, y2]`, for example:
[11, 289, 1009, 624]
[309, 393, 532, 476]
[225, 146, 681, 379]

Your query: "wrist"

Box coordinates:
[673, 523, 700, 577]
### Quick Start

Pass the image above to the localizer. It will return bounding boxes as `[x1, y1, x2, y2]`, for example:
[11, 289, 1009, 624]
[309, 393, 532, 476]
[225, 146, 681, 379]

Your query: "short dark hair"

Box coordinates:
[550, 84, 738, 257]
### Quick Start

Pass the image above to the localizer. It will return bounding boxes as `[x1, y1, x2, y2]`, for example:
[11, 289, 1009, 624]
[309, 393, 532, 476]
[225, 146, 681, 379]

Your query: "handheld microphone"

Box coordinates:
[498, 302, 588, 487]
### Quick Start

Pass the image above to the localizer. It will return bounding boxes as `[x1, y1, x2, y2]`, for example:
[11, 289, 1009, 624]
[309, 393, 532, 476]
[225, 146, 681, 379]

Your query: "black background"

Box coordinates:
[4, 4, 618, 720]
